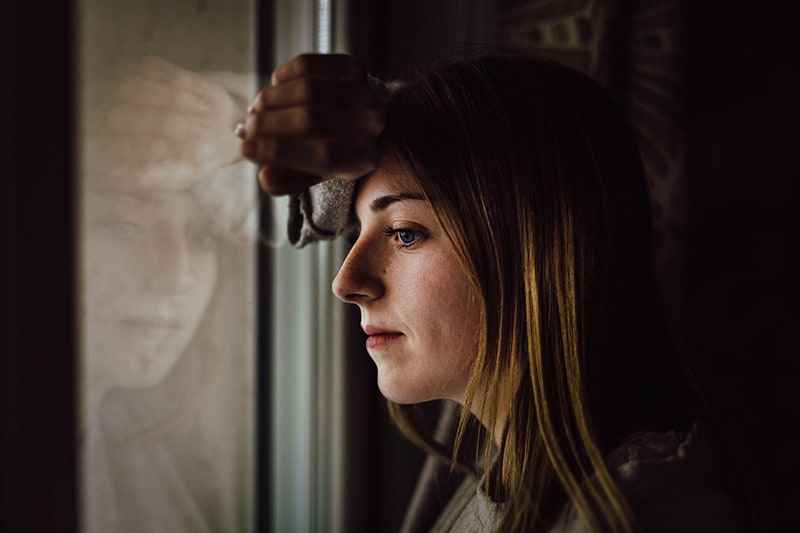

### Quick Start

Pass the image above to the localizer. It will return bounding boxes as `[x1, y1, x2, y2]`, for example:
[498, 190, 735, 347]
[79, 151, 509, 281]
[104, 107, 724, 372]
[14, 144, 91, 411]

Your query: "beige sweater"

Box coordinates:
[401, 406, 738, 532]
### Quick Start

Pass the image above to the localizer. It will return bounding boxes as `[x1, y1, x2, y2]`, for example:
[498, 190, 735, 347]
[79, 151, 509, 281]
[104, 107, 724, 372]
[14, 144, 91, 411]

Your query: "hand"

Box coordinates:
[238, 54, 385, 196]
[83, 56, 245, 191]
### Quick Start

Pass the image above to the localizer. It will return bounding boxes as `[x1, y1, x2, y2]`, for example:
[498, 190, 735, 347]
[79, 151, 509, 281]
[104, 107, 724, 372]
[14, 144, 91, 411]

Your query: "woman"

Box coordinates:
[240, 53, 743, 532]
[82, 56, 257, 533]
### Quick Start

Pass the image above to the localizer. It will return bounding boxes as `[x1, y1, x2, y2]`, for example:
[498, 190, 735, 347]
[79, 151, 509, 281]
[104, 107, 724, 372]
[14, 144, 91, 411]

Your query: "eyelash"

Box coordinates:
[382, 226, 425, 249]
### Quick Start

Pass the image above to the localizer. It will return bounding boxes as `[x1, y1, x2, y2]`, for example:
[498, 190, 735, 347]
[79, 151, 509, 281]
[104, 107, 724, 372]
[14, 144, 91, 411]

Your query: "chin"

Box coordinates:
[376, 372, 435, 405]
[115, 367, 172, 390]
[115, 349, 182, 390]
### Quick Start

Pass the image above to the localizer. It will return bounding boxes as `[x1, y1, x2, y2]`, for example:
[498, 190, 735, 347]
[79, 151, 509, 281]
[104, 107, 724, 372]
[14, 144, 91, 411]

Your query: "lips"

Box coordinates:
[363, 325, 403, 350]
[366, 332, 403, 350]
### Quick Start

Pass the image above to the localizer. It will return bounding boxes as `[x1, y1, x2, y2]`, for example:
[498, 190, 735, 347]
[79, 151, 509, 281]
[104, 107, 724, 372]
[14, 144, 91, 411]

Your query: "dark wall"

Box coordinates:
[686, 2, 798, 531]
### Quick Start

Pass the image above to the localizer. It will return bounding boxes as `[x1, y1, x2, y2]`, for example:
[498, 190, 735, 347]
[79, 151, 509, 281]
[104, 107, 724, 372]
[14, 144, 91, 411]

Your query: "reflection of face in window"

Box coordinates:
[83, 187, 218, 392]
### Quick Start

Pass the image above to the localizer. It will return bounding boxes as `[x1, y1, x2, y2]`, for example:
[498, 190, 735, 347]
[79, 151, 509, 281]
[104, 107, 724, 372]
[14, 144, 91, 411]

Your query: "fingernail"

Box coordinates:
[235, 121, 246, 139]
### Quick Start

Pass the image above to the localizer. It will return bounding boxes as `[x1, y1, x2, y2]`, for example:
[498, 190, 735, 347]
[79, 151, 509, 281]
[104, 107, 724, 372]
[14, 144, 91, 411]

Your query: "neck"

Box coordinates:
[465, 361, 522, 448]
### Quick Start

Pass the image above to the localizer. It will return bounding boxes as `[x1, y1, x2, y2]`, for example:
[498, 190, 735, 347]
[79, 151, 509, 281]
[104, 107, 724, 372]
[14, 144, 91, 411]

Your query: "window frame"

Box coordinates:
[2, 3, 78, 533]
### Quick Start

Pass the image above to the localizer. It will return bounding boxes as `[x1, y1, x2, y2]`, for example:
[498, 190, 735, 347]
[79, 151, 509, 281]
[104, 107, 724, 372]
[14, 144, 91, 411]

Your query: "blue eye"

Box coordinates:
[382, 226, 425, 248]
[396, 229, 418, 245]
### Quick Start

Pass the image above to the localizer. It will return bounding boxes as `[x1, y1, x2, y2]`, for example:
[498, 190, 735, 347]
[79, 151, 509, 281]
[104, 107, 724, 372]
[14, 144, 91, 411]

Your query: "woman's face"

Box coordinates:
[332, 165, 481, 405]
[82, 188, 218, 391]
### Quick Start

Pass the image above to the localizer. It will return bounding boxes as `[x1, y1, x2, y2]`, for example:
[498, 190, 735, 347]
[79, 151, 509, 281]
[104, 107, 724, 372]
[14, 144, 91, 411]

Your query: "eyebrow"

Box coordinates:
[369, 192, 426, 212]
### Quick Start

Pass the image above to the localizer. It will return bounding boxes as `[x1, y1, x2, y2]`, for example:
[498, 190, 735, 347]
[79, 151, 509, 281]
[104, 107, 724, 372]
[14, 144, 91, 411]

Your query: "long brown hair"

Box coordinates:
[380, 55, 696, 532]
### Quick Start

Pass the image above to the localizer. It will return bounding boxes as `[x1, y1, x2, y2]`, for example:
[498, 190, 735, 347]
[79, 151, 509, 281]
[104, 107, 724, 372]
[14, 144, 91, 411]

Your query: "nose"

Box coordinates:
[143, 231, 196, 294]
[332, 238, 384, 304]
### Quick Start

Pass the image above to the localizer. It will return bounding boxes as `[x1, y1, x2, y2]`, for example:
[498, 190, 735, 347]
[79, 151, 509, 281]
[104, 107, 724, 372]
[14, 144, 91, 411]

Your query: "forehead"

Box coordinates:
[355, 165, 422, 207]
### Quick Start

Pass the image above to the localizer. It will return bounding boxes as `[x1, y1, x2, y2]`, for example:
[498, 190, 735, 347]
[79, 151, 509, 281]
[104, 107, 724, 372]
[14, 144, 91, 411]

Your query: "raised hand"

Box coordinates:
[238, 54, 385, 196]
[83, 55, 245, 191]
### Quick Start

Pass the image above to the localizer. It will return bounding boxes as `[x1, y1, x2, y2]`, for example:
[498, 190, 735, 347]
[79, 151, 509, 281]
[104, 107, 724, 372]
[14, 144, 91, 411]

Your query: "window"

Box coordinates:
[76, 1, 259, 531]
[3, 2, 424, 532]
[74, 1, 356, 531]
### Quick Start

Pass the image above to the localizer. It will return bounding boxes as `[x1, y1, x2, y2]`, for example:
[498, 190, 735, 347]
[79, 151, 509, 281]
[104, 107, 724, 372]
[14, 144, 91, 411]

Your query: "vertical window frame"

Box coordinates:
[2, 3, 78, 533]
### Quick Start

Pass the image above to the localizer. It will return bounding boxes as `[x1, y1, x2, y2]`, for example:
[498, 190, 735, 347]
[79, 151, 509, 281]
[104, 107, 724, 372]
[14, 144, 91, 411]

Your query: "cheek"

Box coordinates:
[194, 249, 218, 295]
[83, 241, 138, 312]
[438, 290, 481, 362]
[183, 249, 218, 314]
[412, 259, 481, 356]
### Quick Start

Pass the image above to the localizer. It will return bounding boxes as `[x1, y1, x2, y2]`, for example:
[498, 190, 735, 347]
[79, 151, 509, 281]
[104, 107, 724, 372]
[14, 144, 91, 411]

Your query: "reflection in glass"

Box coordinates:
[77, 2, 256, 532]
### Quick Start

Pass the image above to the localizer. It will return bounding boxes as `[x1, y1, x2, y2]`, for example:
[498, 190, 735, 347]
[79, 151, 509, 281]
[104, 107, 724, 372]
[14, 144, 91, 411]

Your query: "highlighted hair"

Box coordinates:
[383, 54, 694, 532]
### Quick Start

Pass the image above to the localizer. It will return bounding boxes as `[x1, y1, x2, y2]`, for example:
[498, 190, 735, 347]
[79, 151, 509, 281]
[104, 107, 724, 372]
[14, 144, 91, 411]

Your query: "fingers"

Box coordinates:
[240, 53, 383, 196]
[242, 138, 377, 185]
[257, 167, 324, 196]
[242, 106, 383, 141]
[272, 53, 367, 85]
[249, 78, 374, 113]
[85, 56, 246, 193]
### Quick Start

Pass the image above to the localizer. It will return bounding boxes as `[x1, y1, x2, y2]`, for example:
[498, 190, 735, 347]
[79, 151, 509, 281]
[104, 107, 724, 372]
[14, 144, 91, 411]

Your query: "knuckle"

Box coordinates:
[251, 91, 265, 111]
[243, 138, 277, 163]
[293, 54, 315, 76]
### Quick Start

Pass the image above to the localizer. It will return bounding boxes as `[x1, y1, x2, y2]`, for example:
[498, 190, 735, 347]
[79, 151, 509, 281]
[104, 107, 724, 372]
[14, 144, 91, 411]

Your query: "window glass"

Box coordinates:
[76, 1, 257, 531]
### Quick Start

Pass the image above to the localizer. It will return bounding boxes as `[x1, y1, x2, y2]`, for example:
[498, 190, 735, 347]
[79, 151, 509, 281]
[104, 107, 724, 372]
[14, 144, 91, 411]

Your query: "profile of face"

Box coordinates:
[332, 164, 482, 405]
[82, 187, 219, 392]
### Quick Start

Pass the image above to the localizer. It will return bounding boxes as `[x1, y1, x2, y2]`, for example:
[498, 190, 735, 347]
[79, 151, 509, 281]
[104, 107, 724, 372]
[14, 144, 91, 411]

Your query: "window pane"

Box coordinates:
[76, 1, 258, 531]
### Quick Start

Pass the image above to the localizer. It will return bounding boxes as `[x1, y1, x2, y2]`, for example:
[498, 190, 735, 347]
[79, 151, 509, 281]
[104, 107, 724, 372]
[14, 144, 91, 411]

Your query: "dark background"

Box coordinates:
[684, 2, 797, 531]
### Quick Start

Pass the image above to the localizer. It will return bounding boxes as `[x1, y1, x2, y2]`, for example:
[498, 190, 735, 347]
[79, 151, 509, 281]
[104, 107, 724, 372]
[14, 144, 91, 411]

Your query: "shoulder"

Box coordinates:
[555, 422, 741, 533]
[429, 475, 503, 533]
